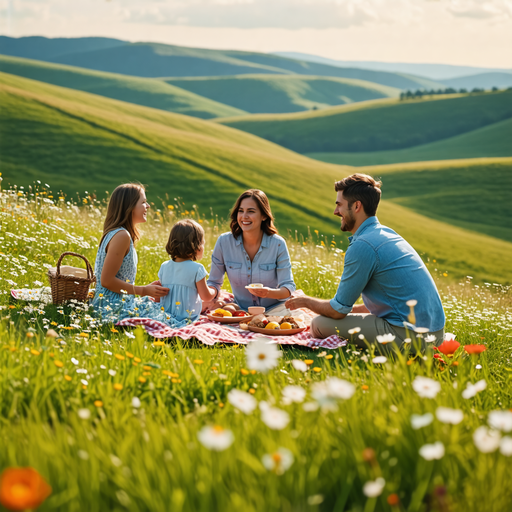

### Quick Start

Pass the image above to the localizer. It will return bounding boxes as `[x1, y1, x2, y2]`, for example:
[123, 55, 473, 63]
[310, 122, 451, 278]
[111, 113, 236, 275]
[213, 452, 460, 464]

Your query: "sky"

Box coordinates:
[1, 0, 511, 67]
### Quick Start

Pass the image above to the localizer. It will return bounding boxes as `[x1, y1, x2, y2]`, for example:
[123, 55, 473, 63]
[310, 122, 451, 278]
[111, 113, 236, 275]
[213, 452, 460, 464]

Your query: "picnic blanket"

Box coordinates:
[117, 316, 346, 349]
[11, 287, 346, 349]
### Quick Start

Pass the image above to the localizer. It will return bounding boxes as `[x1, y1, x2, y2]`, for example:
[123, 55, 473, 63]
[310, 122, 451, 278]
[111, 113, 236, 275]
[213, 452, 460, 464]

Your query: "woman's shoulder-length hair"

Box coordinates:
[229, 189, 278, 239]
[100, 182, 145, 246]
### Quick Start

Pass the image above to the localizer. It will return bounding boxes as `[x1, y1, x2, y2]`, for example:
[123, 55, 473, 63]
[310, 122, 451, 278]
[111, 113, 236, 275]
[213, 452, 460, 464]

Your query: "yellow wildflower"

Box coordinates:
[54, 360, 64, 368]
[113, 383, 123, 391]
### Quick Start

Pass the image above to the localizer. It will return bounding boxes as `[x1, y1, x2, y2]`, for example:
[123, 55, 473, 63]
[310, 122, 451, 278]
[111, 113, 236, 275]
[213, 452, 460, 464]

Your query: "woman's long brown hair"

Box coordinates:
[100, 183, 145, 246]
[230, 189, 278, 239]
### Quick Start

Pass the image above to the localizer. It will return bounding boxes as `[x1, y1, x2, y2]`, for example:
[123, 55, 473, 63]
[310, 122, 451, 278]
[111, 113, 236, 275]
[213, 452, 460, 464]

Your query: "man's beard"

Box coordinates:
[340, 209, 356, 232]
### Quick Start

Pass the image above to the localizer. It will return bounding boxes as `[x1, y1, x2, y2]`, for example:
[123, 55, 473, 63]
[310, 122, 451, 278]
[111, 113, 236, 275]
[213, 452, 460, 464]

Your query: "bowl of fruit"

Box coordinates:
[207, 304, 254, 324]
[243, 315, 306, 335]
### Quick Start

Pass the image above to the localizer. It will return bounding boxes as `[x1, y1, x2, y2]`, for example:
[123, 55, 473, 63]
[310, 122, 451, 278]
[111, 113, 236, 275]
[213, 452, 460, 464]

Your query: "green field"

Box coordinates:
[2, 71, 512, 283]
[165, 75, 400, 114]
[217, 91, 512, 153]
[0, 55, 246, 119]
[307, 117, 512, 166]
[1, 188, 512, 512]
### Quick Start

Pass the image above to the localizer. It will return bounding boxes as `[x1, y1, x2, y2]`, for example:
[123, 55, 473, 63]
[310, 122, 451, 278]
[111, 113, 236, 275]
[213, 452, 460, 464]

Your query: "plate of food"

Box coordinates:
[207, 305, 254, 324]
[242, 314, 307, 335]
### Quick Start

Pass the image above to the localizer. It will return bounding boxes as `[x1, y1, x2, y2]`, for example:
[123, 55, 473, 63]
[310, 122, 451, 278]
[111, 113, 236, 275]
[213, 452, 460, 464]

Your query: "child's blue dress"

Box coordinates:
[158, 259, 208, 328]
[91, 228, 168, 324]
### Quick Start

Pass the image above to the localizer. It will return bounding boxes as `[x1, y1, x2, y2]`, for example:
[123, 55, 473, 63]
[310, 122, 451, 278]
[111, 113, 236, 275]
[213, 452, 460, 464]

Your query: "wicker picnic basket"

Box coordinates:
[47, 252, 96, 305]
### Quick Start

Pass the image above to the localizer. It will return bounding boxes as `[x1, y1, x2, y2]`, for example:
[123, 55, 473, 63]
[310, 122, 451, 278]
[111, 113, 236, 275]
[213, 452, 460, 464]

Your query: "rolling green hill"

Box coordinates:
[217, 91, 512, 153]
[307, 117, 512, 166]
[164, 75, 400, 114]
[1, 71, 511, 283]
[0, 55, 246, 119]
[371, 158, 512, 243]
[0, 36, 444, 91]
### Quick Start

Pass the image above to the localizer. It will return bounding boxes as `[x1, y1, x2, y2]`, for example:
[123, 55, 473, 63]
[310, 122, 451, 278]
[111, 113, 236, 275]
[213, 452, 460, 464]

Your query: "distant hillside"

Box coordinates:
[0, 35, 126, 61]
[0, 36, 444, 91]
[217, 91, 512, 153]
[371, 158, 512, 243]
[165, 75, 400, 114]
[0, 55, 246, 119]
[307, 117, 512, 167]
[1, 72, 512, 283]
[441, 72, 512, 91]
[273, 52, 512, 81]
[0, 70, 344, 236]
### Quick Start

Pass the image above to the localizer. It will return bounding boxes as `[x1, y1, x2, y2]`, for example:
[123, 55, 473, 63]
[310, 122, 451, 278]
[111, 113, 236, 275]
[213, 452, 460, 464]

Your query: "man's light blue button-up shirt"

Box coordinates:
[330, 216, 445, 332]
[207, 232, 296, 311]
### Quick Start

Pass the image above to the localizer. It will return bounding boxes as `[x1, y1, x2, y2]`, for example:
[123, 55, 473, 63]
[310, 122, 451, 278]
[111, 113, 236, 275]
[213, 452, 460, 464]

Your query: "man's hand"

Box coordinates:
[285, 296, 308, 310]
[286, 295, 346, 319]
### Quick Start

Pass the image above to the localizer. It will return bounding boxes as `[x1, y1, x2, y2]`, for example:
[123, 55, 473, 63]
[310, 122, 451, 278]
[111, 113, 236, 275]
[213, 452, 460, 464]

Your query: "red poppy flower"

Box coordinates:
[0, 467, 51, 511]
[434, 353, 446, 363]
[436, 340, 460, 355]
[464, 344, 487, 355]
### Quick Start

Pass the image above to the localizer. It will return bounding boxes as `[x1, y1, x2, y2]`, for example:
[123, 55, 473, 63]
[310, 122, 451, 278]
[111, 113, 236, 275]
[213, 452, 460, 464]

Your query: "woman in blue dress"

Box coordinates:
[91, 183, 170, 324]
[207, 189, 296, 312]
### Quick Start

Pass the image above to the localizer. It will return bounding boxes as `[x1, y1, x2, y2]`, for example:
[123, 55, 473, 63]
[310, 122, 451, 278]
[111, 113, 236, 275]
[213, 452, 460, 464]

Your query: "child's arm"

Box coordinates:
[196, 277, 217, 302]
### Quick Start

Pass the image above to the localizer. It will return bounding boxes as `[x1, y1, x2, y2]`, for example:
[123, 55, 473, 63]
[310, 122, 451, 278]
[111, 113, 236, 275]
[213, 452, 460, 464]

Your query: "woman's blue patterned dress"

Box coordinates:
[91, 228, 168, 324]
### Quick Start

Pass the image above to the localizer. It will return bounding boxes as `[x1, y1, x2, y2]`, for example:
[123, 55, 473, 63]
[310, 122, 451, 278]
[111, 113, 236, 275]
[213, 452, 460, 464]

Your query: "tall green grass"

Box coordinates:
[1, 184, 511, 512]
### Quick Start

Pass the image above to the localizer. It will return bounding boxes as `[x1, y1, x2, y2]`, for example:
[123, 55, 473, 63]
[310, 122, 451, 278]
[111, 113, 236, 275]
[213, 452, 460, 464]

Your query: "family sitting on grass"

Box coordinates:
[92, 173, 445, 348]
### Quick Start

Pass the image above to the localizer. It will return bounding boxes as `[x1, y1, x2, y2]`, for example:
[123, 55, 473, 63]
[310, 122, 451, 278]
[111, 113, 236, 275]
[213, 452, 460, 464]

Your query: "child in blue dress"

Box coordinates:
[158, 219, 217, 327]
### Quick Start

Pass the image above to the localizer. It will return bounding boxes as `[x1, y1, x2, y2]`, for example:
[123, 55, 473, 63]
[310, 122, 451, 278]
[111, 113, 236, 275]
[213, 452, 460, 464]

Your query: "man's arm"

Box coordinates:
[287, 240, 377, 318]
[285, 295, 346, 319]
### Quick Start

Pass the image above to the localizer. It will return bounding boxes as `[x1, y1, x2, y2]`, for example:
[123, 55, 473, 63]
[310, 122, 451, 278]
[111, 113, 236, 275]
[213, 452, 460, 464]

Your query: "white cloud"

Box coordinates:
[447, 0, 512, 19]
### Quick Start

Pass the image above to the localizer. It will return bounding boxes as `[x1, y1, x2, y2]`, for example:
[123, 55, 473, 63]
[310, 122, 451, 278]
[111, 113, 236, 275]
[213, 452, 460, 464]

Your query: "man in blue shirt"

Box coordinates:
[286, 173, 445, 350]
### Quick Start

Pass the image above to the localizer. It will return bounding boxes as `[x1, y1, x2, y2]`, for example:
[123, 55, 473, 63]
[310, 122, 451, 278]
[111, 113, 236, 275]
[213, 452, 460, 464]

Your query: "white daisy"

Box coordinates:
[376, 334, 395, 345]
[246, 338, 282, 373]
[262, 448, 294, 474]
[473, 426, 501, 453]
[462, 379, 487, 399]
[419, 442, 445, 460]
[363, 478, 385, 498]
[78, 408, 91, 420]
[261, 407, 290, 430]
[444, 333, 456, 341]
[412, 376, 441, 399]
[488, 410, 512, 433]
[372, 356, 387, 364]
[410, 413, 434, 430]
[436, 407, 464, 425]
[197, 426, 234, 451]
[291, 359, 308, 372]
[499, 436, 512, 456]
[131, 397, 141, 408]
[228, 389, 257, 414]
[282, 385, 306, 405]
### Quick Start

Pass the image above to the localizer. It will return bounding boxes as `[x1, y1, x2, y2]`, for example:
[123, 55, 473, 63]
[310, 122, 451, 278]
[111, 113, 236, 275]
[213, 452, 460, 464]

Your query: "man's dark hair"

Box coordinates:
[334, 174, 382, 216]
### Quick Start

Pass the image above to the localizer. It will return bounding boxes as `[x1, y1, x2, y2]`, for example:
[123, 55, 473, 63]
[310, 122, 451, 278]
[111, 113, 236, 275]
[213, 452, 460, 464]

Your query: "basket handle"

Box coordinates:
[56, 252, 94, 280]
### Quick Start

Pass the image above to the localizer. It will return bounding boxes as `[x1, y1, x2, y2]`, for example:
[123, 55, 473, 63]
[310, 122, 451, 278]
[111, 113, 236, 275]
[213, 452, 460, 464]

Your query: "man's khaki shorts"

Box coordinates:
[311, 313, 444, 353]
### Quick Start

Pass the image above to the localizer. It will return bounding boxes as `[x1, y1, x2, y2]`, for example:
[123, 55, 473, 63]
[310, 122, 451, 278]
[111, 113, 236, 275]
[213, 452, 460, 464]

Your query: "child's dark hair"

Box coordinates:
[166, 219, 205, 261]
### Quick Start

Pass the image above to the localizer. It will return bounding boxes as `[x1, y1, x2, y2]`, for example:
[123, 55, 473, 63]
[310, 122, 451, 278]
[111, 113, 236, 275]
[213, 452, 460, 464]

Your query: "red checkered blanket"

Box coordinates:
[117, 316, 346, 349]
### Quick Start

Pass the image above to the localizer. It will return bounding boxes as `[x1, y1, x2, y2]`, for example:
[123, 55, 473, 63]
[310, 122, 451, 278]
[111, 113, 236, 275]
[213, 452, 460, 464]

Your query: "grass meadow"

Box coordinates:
[1, 182, 512, 512]
[217, 91, 512, 153]
[2, 72, 512, 284]
[306, 117, 512, 167]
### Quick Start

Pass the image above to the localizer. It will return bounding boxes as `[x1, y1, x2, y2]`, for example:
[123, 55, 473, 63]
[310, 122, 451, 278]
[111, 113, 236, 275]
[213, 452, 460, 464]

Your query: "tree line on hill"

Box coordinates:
[399, 86, 509, 100]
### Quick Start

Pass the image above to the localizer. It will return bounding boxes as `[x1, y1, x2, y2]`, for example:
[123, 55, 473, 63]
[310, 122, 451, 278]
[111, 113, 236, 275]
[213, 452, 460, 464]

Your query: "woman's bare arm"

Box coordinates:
[100, 231, 169, 298]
